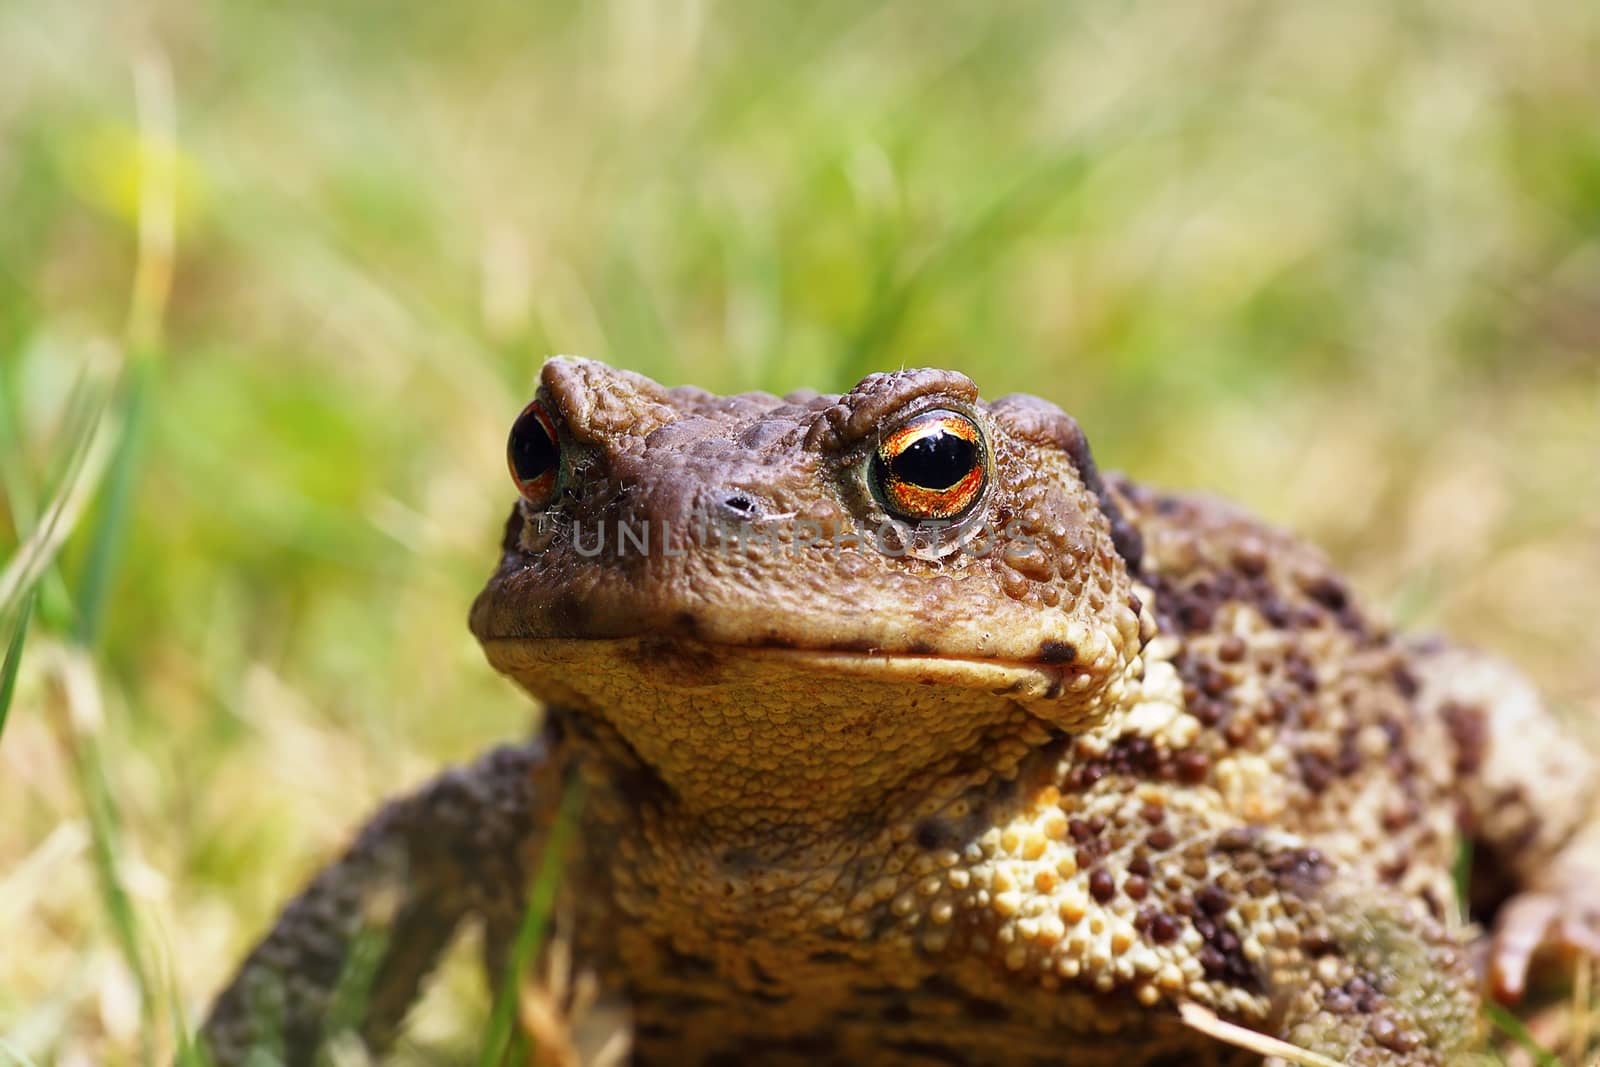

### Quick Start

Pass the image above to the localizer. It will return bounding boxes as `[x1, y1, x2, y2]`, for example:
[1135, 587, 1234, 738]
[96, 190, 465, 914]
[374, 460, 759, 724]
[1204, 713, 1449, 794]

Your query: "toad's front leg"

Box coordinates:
[199, 738, 567, 1066]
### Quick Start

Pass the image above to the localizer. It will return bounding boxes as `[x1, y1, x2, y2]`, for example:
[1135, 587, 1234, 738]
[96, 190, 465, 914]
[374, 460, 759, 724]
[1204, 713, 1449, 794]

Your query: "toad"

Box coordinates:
[201, 358, 1600, 1065]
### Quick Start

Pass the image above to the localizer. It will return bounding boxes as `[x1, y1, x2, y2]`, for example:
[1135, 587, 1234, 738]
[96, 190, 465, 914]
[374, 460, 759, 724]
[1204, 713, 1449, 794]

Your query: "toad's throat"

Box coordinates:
[477, 635, 1115, 828]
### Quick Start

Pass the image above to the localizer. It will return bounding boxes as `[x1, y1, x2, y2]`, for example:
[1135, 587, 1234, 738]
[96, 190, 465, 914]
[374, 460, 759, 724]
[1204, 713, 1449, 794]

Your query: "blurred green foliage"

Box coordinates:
[0, 0, 1597, 1062]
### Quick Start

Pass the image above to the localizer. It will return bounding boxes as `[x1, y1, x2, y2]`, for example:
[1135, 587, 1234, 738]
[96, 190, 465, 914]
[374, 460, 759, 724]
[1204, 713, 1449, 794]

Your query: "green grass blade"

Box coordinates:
[72, 724, 154, 1065]
[0, 355, 38, 538]
[147, 911, 215, 1067]
[1483, 1001, 1562, 1067]
[504, 1028, 530, 1066]
[171, 1024, 214, 1067]
[323, 911, 393, 1042]
[0, 589, 35, 743]
[74, 353, 157, 648]
[75, 50, 174, 648]
[0, 360, 110, 637]
[1452, 835, 1473, 926]
[479, 782, 584, 1067]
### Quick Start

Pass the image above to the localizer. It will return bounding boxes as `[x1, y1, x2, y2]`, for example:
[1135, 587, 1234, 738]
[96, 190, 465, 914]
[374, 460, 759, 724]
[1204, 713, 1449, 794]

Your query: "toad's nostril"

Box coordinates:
[723, 494, 758, 515]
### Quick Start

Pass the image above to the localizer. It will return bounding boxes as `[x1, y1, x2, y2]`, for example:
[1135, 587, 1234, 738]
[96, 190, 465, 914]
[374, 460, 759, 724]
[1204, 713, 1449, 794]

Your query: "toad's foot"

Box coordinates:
[1490, 880, 1600, 1002]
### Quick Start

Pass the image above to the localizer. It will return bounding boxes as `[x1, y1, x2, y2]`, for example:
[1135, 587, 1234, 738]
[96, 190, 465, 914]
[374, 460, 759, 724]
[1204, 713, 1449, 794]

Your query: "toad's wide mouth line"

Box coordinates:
[477, 635, 1092, 699]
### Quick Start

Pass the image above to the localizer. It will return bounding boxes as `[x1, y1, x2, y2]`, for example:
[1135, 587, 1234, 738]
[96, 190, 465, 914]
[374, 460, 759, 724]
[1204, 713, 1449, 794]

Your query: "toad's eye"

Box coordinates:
[872, 408, 987, 521]
[507, 400, 561, 507]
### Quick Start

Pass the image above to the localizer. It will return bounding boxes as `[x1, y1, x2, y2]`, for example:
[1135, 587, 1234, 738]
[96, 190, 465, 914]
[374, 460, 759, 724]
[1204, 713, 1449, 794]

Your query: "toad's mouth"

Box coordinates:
[477, 634, 1093, 704]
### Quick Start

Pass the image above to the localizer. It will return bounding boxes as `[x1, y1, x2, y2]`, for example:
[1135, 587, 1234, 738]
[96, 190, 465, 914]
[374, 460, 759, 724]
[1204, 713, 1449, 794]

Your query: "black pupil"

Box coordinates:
[889, 428, 975, 490]
[509, 410, 558, 483]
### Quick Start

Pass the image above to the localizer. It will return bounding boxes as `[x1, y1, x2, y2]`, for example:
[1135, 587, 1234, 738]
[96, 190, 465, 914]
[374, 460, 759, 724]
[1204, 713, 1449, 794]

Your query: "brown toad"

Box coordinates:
[201, 358, 1600, 1065]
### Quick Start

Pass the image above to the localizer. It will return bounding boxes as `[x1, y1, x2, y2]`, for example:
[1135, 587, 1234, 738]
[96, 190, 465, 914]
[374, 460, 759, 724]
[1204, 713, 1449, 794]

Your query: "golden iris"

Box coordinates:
[872, 408, 986, 521]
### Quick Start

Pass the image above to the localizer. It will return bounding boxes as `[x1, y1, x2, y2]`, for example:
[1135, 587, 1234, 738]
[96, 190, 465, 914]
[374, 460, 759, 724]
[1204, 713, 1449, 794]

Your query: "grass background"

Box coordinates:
[1, 0, 1598, 1063]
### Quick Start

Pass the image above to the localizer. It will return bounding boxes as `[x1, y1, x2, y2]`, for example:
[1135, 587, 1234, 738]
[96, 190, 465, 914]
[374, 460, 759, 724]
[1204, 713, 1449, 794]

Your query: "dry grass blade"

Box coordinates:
[1573, 956, 1593, 1065]
[126, 49, 176, 353]
[1177, 1003, 1346, 1067]
[0, 1038, 42, 1067]
[0, 822, 88, 931]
